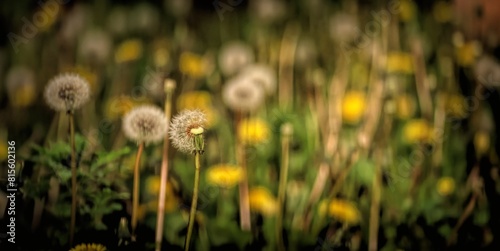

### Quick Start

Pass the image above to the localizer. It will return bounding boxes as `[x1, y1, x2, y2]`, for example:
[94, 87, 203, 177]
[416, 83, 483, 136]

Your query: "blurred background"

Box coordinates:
[1, 0, 500, 250]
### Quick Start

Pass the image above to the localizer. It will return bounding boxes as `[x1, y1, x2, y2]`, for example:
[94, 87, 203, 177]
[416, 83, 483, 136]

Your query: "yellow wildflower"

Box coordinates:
[152, 38, 170, 67]
[179, 52, 206, 78]
[176, 91, 219, 128]
[399, 0, 416, 22]
[104, 96, 139, 121]
[433, 1, 453, 23]
[145, 195, 179, 214]
[238, 118, 270, 145]
[455, 42, 481, 67]
[395, 94, 416, 119]
[342, 91, 366, 124]
[444, 94, 467, 118]
[474, 131, 490, 156]
[403, 119, 433, 144]
[328, 199, 361, 224]
[69, 243, 107, 251]
[249, 187, 278, 216]
[145, 176, 161, 196]
[206, 164, 244, 188]
[387, 52, 414, 74]
[177, 91, 212, 109]
[10, 83, 36, 108]
[115, 39, 143, 63]
[437, 177, 455, 196]
[136, 204, 148, 221]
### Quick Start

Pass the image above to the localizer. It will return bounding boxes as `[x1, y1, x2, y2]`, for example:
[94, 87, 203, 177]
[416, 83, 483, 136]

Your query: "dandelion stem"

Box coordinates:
[277, 123, 293, 251]
[236, 111, 251, 231]
[131, 142, 144, 242]
[155, 80, 175, 251]
[185, 151, 201, 251]
[69, 112, 77, 246]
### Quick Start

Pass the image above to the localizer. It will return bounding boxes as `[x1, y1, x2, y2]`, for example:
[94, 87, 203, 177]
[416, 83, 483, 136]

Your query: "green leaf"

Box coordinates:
[349, 157, 376, 187]
[91, 147, 131, 170]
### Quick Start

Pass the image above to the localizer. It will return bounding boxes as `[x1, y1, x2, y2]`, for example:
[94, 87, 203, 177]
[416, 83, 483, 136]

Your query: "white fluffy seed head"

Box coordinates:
[222, 76, 265, 112]
[44, 73, 91, 112]
[474, 56, 500, 88]
[239, 64, 277, 95]
[122, 105, 167, 144]
[169, 109, 207, 154]
[218, 41, 255, 76]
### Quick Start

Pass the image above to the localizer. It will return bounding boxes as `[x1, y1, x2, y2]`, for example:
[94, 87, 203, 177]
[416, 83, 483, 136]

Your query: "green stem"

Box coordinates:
[69, 112, 77, 246]
[277, 124, 292, 251]
[131, 142, 144, 242]
[185, 152, 201, 251]
[236, 111, 251, 231]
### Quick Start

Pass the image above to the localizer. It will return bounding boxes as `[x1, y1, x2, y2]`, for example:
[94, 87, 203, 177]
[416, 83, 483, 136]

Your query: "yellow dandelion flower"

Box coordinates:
[136, 204, 148, 222]
[6, 67, 36, 108]
[154, 47, 170, 68]
[179, 52, 206, 78]
[11, 82, 36, 108]
[399, 0, 416, 22]
[395, 94, 416, 119]
[69, 243, 107, 251]
[145, 176, 161, 196]
[433, 1, 453, 23]
[105, 96, 151, 121]
[444, 94, 467, 118]
[456, 42, 481, 67]
[145, 191, 179, 213]
[176, 91, 219, 128]
[177, 91, 212, 109]
[152, 38, 170, 68]
[206, 164, 244, 188]
[115, 39, 143, 63]
[342, 91, 366, 124]
[0, 141, 7, 162]
[387, 52, 414, 74]
[403, 119, 433, 144]
[249, 187, 278, 216]
[328, 199, 361, 224]
[238, 118, 270, 145]
[437, 177, 455, 196]
[474, 131, 490, 156]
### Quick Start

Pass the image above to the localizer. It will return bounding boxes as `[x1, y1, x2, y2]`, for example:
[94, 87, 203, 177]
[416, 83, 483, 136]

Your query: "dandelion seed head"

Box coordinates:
[239, 64, 277, 95]
[222, 77, 265, 112]
[123, 105, 167, 144]
[44, 73, 90, 112]
[78, 29, 112, 63]
[218, 41, 254, 76]
[169, 109, 207, 154]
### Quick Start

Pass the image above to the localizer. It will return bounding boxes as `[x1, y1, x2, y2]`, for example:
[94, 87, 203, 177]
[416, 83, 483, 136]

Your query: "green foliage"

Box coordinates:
[22, 134, 131, 245]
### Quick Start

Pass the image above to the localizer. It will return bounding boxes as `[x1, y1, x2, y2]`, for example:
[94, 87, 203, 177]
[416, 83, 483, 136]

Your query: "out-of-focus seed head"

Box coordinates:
[44, 73, 91, 112]
[122, 105, 167, 144]
[222, 77, 265, 112]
